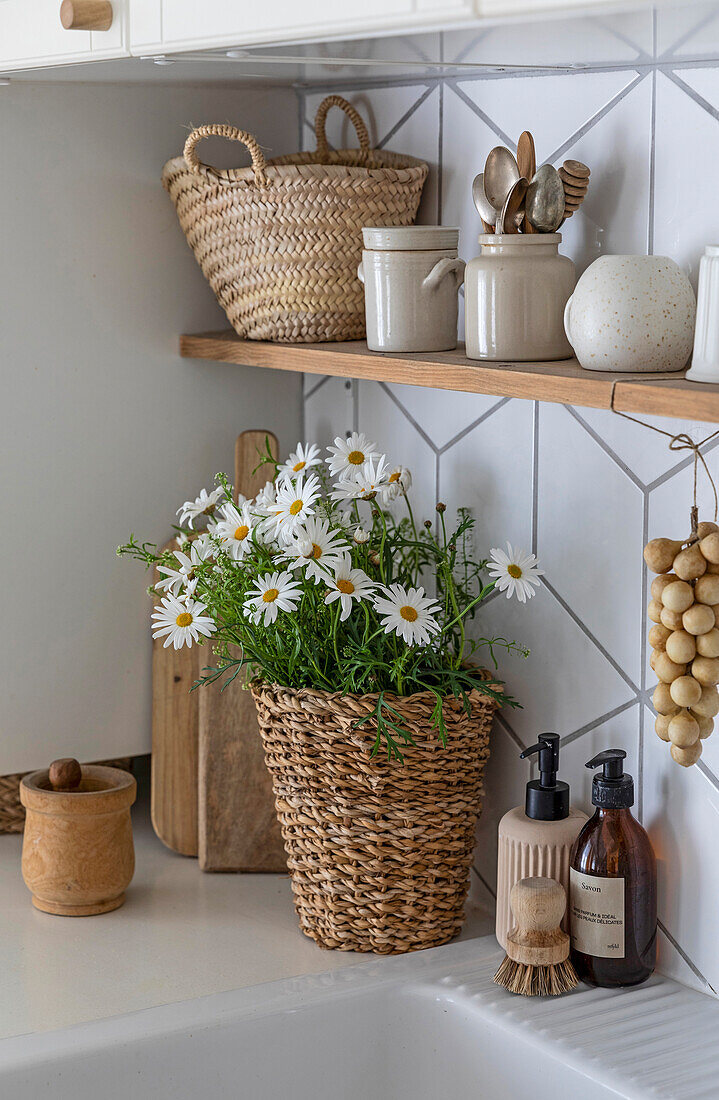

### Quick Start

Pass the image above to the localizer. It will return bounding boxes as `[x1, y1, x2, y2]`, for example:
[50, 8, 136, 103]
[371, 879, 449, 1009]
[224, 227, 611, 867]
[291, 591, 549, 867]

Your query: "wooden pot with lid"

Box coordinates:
[20, 759, 136, 916]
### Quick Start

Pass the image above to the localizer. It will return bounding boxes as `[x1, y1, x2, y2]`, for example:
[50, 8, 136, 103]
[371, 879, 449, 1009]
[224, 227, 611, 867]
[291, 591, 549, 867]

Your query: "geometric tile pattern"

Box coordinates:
[299, 4, 719, 997]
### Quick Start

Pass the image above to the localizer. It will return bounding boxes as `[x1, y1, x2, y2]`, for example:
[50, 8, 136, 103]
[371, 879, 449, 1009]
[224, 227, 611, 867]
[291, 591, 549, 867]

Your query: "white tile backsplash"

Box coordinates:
[298, 7, 719, 997]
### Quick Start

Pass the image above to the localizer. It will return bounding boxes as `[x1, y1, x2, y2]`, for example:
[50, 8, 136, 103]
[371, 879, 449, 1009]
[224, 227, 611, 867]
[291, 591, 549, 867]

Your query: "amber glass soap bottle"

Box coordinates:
[569, 749, 656, 987]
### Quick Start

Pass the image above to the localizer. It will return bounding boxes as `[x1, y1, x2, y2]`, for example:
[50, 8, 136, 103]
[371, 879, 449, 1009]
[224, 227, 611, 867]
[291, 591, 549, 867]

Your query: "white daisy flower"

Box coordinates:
[212, 501, 255, 561]
[283, 516, 345, 583]
[373, 583, 442, 646]
[265, 473, 322, 544]
[156, 540, 213, 596]
[244, 570, 302, 626]
[276, 442, 322, 481]
[324, 553, 375, 621]
[353, 526, 370, 545]
[151, 594, 216, 650]
[177, 487, 224, 529]
[326, 432, 380, 478]
[255, 480, 276, 510]
[487, 543, 544, 603]
[382, 466, 412, 503]
[333, 455, 390, 501]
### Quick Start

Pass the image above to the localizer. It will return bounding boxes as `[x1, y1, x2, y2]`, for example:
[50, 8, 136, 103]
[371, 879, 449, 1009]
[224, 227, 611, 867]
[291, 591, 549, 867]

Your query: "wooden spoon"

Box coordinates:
[517, 132, 537, 233]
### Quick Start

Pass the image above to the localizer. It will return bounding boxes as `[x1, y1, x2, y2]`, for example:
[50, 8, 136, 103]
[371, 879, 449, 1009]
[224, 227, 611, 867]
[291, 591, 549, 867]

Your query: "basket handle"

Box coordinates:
[183, 124, 269, 187]
[314, 95, 371, 162]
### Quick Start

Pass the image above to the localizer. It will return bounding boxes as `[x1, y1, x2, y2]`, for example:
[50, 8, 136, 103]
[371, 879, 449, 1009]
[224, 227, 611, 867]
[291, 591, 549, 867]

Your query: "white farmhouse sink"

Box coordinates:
[1, 936, 717, 1099]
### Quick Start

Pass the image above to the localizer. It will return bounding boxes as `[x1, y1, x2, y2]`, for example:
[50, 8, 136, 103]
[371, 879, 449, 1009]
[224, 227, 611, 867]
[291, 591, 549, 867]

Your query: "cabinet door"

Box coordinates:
[0, 0, 126, 69]
[154, 0, 416, 51]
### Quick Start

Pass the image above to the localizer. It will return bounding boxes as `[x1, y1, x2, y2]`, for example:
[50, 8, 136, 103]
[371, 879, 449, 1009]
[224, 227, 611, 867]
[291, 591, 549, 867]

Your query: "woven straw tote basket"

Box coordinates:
[251, 682, 496, 954]
[162, 95, 428, 343]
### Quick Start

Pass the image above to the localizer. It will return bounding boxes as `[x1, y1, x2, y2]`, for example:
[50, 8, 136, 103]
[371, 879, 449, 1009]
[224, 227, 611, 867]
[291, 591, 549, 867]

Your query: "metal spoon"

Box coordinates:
[525, 164, 565, 233]
[483, 146, 520, 213]
[499, 177, 529, 234]
[472, 173, 498, 232]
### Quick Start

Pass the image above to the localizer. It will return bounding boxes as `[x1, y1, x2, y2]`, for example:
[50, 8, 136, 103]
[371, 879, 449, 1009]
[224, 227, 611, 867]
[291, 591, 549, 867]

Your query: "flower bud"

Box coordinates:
[436, 502, 446, 513]
[353, 527, 370, 545]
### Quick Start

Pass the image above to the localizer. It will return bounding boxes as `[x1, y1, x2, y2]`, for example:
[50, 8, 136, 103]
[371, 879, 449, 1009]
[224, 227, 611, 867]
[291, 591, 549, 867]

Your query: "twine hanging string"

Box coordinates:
[610, 377, 719, 540]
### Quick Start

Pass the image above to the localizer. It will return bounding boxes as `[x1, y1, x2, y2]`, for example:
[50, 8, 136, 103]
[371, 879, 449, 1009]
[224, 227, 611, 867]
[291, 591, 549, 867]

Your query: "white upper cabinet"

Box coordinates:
[128, 0, 475, 54]
[0, 0, 127, 70]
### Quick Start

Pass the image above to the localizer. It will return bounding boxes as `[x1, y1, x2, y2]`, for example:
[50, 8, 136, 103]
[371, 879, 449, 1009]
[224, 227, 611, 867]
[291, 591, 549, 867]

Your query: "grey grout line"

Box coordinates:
[376, 84, 436, 149]
[304, 375, 330, 400]
[664, 67, 719, 122]
[658, 921, 716, 995]
[543, 577, 642, 695]
[658, 6, 719, 62]
[445, 80, 516, 147]
[648, 62, 657, 256]
[697, 758, 719, 794]
[352, 380, 359, 435]
[638, 489, 650, 824]
[545, 71, 647, 164]
[494, 711, 528, 752]
[560, 698, 639, 748]
[471, 864, 497, 901]
[377, 381, 440, 453]
[435, 451, 441, 508]
[595, 13, 652, 63]
[563, 404, 646, 491]
[438, 397, 510, 454]
[532, 401, 539, 558]
[437, 41, 444, 224]
[645, 432, 719, 493]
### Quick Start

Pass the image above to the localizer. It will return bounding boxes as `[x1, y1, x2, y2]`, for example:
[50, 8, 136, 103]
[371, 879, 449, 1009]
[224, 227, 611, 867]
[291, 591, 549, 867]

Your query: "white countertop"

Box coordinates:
[0, 761, 493, 1041]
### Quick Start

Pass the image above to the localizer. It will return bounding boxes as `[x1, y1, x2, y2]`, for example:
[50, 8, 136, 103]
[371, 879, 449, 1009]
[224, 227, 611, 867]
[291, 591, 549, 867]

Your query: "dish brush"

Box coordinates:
[493, 876, 579, 996]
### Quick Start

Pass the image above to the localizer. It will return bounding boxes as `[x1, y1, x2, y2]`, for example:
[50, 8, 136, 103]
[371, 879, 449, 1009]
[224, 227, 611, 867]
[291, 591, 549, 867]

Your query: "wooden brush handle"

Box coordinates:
[506, 877, 569, 966]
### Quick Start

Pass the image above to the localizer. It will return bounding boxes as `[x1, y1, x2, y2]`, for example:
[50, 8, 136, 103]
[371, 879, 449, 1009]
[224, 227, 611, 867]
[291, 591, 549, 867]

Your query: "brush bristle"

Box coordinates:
[493, 954, 579, 997]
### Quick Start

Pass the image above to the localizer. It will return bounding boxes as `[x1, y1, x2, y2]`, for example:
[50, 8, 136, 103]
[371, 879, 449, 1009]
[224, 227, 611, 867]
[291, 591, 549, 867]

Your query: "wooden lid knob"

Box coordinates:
[48, 758, 82, 791]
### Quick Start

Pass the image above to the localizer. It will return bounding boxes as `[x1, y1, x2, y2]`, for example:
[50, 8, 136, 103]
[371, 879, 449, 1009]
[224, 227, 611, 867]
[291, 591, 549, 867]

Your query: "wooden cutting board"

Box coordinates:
[198, 429, 286, 872]
[151, 547, 200, 856]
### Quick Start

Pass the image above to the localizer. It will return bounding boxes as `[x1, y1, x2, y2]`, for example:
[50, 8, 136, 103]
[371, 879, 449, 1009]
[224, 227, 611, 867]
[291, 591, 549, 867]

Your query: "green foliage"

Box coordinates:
[119, 460, 528, 761]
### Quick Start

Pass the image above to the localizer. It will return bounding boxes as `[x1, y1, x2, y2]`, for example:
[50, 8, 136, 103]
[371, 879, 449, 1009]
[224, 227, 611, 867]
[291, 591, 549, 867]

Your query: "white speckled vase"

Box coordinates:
[564, 255, 696, 373]
[687, 246, 719, 383]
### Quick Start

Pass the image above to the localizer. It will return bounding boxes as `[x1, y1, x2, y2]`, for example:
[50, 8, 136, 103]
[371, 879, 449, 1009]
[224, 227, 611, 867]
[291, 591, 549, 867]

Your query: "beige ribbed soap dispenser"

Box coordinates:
[496, 733, 588, 950]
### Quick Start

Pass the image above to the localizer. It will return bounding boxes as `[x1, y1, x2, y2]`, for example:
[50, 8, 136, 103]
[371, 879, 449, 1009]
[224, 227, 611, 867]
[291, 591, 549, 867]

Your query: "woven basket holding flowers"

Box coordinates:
[120, 436, 542, 954]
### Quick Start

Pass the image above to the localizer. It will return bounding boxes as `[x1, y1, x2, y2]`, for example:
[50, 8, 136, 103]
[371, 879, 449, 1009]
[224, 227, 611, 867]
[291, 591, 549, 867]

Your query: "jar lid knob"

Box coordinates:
[48, 758, 82, 791]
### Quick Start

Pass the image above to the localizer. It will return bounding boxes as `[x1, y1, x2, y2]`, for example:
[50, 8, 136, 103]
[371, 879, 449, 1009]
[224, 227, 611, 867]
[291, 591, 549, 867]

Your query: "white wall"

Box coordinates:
[302, 3, 719, 998]
[0, 80, 300, 772]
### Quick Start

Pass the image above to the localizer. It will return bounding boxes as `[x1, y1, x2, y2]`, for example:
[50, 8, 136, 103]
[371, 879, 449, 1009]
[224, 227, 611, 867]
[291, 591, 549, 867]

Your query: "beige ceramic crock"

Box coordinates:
[20, 764, 136, 916]
[358, 226, 465, 353]
[465, 233, 575, 361]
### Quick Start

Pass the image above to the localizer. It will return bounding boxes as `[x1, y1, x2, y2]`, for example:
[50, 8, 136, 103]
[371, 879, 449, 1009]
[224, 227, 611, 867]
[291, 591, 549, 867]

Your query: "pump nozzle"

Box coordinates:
[519, 733, 569, 821]
[585, 748, 633, 808]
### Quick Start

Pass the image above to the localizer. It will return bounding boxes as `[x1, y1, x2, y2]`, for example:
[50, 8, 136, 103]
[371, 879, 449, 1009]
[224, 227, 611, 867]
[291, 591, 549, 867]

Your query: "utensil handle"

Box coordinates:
[422, 257, 465, 293]
[314, 95, 371, 162]
[183, 125, 268, 188]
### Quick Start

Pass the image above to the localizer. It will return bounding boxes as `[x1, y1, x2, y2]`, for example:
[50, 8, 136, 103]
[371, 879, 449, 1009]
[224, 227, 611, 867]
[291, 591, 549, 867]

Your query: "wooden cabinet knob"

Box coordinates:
[60, 0, 113, 31]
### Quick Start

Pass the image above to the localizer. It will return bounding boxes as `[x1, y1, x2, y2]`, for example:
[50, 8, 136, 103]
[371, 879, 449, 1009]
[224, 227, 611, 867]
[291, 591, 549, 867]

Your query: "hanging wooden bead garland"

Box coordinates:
[612, 384, 719, 767]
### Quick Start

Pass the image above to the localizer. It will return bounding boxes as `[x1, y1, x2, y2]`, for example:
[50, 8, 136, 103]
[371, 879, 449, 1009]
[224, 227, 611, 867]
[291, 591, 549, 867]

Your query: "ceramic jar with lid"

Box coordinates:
[564, 255, 696, 373]
[464, 234, 575, 362]
[358, 226, 465, 353]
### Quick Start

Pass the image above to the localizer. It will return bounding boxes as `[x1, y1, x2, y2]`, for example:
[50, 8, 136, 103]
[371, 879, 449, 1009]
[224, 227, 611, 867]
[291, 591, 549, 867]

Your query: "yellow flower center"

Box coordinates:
[312, 543, 322, 559]
[400, 605, 418, 622]
[289, 500, 303, 516]
[292, 460, 306, 472]
[234, 525, 249, 541]
[175, 612, 193, 627]
[507, 564, 522, 579]
[389, 471, 400, 483]
[262, 588, 279, 603]
[347, 450, 364, 465]
[337, 579, 355, 594]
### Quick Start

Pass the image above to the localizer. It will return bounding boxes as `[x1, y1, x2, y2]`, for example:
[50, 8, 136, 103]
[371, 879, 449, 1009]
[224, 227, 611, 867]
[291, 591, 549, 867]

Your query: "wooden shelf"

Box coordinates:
[180, 332, 719, 424]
